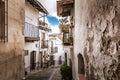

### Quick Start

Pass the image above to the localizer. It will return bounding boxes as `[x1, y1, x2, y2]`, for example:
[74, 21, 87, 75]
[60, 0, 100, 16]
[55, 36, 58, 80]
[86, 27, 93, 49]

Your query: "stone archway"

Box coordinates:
[78, 53, 85, 80]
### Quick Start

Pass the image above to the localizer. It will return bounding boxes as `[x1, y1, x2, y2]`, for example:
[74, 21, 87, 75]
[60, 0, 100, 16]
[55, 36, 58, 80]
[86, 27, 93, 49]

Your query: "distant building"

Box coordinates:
[39, 20, 51, 68]
[49, 34, 65, 66]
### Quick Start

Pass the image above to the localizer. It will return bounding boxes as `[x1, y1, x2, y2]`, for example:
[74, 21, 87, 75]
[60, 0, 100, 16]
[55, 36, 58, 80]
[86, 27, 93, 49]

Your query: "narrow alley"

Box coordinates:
[1, 0, 120, 80]
[26, 67, 61, 80]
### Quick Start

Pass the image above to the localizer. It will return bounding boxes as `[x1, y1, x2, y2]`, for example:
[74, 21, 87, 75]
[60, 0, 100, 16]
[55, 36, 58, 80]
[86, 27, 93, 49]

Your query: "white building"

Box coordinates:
[24, 0, 48, 74]
[39, 21, 51, 68]
[49, 34, 65, 66]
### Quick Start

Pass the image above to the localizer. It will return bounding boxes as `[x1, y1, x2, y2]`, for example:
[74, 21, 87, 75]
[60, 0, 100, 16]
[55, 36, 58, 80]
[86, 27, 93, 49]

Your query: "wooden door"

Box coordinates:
[50, 55, 54, 65]
[30, 51, 36, 71]
[59, 56, 62, 65]
[39, 52, 43, 68]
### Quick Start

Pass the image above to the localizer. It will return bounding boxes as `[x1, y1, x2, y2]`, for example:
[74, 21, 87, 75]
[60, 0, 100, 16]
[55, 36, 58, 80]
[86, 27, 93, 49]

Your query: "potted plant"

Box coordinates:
[60, 64, 72, 80]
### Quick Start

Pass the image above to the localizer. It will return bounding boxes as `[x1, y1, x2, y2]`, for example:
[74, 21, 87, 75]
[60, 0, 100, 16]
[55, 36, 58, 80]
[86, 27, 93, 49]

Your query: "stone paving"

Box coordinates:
[26, 67, 62, 80]
[51, 68, 62, 80]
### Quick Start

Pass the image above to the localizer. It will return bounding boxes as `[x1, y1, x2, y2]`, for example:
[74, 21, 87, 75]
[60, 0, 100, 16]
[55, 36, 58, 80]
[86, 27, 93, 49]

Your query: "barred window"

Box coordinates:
[0, 0, 8, 42]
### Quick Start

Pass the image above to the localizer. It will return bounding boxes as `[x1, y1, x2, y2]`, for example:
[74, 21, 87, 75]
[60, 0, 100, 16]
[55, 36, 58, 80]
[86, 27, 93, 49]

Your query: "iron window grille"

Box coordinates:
[0, 0, 8, 42]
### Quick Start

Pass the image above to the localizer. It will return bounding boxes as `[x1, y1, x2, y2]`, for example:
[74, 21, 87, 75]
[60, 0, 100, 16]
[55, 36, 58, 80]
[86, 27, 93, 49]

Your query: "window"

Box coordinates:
[54, 47, 58, 53]
[0, 0, 8, 42]
[24, 50, 29, 56]
[63, 32, 69, 43]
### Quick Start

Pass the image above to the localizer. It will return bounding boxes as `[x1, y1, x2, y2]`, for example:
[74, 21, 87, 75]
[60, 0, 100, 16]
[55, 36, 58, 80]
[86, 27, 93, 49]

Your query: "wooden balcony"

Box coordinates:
[63, 33, 73, 46]
[39, 21, 51, 32]
[24, 22, 39, 42]
[57, 0, 74, 17]
[59, 24, 70, 33]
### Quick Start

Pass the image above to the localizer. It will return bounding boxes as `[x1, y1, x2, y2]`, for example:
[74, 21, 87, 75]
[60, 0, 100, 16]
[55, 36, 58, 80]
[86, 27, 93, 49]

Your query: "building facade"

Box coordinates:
[49, 34, 65, 66]
[39, 21, 51, 68]
[24, 0, 48, 74]
[0, 0, 25, 80]
[57, 0, 75, 78]
[74, 0, 120, 80]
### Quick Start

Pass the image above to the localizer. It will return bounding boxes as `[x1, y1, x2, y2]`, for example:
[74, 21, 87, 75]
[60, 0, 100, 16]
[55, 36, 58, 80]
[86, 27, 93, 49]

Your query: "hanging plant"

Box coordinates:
[59, 24, 70, 32]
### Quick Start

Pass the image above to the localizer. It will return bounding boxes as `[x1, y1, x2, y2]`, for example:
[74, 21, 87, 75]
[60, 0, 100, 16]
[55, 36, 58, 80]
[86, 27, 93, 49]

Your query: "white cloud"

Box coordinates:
[51, 25, 60, 33]
[38, 0, 61, 33]
[38, 0, 57, 16]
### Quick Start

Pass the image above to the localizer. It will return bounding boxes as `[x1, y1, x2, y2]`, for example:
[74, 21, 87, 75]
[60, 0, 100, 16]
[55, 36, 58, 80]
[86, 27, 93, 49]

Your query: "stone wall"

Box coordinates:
[74, 0, 120, 80]
[0, 0, 25, 80]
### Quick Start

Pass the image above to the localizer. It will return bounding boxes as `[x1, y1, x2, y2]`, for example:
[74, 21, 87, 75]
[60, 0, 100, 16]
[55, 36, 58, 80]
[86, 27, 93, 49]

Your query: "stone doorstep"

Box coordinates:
[22, 76, 27, 80]
[79, 74, 85, 80]
[51, 68, 62, 80]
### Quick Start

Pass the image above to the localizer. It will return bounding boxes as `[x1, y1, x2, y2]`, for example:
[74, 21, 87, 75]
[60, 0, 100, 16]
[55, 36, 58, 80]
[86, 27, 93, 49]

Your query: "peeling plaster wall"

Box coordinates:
[0, 0, 25, 80]
[74, 0, 120, 80]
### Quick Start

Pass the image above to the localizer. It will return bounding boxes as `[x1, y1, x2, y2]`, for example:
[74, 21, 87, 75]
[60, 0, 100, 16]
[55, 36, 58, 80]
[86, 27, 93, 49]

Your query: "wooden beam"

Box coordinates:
[25, 37, 39, 42]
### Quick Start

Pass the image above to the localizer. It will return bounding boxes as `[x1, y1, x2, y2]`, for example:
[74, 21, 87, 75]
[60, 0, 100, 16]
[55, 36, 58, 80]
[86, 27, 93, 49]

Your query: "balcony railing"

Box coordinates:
[24, 22, 39, 41]
[39, 21, 47, 26]
[39, 21, 51, 32]
[41, 40, 48, 48]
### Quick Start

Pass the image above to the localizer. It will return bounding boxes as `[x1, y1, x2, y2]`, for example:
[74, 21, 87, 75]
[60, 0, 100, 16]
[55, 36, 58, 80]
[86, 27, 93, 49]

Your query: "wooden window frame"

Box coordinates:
[25, 50, 29, 56]
[55, 47, 58, 53]
[0, 0, 8, 42]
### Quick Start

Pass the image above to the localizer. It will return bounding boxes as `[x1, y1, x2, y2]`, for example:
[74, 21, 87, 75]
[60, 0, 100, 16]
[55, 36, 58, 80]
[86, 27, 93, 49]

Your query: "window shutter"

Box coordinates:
[0, 0, 8, 42]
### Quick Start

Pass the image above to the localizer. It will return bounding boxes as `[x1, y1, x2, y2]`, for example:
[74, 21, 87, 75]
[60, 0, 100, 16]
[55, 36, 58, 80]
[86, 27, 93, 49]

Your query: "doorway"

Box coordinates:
[39, 52, 43, 68]
[50, 55, 54, 65]
[78, 53, 85, 80]
[59, 56, 62, 65]
[30, 51, 36, 71]
[65, 53, 67, 64]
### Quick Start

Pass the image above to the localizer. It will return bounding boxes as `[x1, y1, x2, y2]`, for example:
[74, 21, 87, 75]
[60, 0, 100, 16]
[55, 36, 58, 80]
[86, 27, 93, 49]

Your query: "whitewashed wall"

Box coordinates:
[49, 36, 65, 66]
[24, 1, 39, 72]
[39, 30, 49, 62]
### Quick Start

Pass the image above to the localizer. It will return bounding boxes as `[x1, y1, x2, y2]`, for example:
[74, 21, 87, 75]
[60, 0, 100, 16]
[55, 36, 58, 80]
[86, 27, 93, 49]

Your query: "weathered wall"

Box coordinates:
[0, 0, 25, 80]
[74, 0, 120, 80]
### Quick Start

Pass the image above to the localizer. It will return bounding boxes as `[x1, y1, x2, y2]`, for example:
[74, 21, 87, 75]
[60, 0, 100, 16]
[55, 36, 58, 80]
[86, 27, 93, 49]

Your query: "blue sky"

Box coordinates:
[39, 0, 60, 33]
[46, 15, 59, 26]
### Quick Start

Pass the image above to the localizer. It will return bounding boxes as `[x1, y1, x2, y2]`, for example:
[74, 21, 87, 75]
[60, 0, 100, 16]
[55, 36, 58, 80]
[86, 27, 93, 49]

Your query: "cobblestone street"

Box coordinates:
[26, 67, 62, 80]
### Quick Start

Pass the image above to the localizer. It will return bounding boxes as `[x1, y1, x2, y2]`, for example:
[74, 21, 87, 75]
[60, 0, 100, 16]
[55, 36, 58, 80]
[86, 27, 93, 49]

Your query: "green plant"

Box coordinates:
[68, 37, 73, 43]
[64, 37, 73, 45]
[60, 64, 72, 80]
[59, 24, 70, 32]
